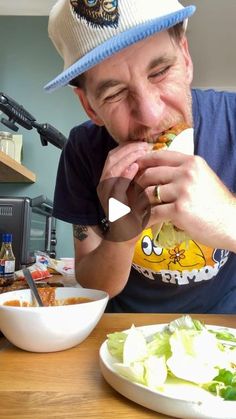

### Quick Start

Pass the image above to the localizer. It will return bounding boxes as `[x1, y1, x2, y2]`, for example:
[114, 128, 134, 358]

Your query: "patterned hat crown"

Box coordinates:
[45, 0, 196, 92]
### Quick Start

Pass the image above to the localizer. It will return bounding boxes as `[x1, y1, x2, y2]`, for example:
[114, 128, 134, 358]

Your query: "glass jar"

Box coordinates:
[0, 131, 15, 160]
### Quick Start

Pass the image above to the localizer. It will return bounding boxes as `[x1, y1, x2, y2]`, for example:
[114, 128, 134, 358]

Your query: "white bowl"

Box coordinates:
[0, 287, 109, 353]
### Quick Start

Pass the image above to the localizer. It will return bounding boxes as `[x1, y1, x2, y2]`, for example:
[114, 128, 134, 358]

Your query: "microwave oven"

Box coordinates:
[0, 195, 57, 270]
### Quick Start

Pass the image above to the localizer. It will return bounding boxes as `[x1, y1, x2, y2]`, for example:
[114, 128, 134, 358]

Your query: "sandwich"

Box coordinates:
[151, 122, 194, 249]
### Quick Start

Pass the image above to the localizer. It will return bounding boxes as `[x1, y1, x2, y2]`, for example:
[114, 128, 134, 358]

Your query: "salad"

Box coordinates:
[107, 315, 236, 401]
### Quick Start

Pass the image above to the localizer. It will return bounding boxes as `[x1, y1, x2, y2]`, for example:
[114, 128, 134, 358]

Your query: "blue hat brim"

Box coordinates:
[45, 5, 196, 92]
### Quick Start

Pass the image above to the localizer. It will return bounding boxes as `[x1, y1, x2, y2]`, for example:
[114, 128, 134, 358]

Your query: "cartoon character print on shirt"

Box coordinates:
[70, 0, 119, 28]
[132, 228, 230, 285]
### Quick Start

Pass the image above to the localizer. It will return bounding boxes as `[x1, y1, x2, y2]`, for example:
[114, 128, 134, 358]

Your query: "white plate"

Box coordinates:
[99, 323, 236, 419]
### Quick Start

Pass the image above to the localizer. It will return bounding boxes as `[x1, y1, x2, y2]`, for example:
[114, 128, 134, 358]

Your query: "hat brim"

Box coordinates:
[44, 5, 196, 92]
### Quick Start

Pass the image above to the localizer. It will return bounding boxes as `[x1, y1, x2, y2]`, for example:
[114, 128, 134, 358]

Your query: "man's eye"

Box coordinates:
[104, 89, 126, 102]
[150, 66, 170, 79]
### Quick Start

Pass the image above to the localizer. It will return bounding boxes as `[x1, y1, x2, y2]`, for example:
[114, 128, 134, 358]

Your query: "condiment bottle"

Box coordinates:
[0, 131, 15, 160]
[0, 233, 15, 286]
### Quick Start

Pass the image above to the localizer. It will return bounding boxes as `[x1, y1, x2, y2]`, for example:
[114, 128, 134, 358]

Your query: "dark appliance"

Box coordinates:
[0, 195, 56, 270]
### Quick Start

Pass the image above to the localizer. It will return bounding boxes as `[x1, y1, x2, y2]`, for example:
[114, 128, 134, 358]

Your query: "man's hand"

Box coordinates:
[97, 142, 150, 243]
[135, 149, 236, 251]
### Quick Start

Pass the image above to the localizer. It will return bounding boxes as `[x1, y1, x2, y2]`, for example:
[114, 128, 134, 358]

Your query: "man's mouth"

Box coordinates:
[138, 127, 176, 144]
[134, 132, 164, 144]
[139, 131, 168, 144]
[139, 121, 187, 144]
[146, 136, 160, 144]
[131, 118, 185, 145]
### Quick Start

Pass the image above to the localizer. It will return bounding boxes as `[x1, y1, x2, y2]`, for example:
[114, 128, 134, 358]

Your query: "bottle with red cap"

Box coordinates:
[0, 233, 15, 286]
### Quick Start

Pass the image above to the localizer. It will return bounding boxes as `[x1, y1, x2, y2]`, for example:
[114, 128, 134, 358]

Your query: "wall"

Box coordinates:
[182, 0, 236, 91]
[0, 16, 88, 258]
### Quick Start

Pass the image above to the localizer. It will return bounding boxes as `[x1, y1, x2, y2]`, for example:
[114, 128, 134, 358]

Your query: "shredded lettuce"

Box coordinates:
[106, 315, 236, 400]
[209, 329, 236, 344]
[153, 222, 190, 249]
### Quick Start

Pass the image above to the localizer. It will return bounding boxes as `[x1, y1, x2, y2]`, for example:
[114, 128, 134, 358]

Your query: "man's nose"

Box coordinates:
[130, 87, 165, 127]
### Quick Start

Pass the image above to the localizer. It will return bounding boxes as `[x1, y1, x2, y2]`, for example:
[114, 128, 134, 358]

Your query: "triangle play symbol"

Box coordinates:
[108, 197, 131, 222]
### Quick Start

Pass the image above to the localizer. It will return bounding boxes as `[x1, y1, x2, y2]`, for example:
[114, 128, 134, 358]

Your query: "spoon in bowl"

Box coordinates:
[22, 268, 44, 307]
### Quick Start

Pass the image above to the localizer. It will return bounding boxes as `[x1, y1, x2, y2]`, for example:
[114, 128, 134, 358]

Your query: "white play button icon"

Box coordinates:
[108, 197, 131, 222]
[94, 177, 151, 242]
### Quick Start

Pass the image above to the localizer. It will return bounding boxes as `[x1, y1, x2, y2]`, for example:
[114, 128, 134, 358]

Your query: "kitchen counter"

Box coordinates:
[0, 312, 235, 418]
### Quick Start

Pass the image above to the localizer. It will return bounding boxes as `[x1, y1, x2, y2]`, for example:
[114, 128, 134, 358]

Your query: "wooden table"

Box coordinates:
[0, 312, 235, 419]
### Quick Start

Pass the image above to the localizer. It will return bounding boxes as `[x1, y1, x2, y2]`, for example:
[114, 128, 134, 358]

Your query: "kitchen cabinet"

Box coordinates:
[0, 150, 36, 183]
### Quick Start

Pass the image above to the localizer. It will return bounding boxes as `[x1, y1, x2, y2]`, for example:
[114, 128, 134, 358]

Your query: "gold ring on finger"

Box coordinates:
[153, 185, 163, 204]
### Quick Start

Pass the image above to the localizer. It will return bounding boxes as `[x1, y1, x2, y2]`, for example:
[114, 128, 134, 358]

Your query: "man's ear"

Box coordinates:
[74, 87, 104, 126]
[180, 36, 193, 84]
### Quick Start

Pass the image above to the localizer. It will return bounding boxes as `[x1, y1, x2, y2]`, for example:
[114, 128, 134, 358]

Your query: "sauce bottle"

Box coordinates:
[0, 233, 15, 286]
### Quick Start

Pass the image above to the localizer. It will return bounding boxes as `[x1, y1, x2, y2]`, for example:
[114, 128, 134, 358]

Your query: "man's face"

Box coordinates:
[76, 30, 193, 144]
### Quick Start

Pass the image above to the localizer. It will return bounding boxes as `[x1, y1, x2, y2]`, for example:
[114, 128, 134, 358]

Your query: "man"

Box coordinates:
[45, 0, 236, 313]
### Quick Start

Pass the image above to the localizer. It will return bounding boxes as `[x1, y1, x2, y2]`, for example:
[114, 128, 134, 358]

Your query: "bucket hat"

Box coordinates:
[45, 0, 196, 92]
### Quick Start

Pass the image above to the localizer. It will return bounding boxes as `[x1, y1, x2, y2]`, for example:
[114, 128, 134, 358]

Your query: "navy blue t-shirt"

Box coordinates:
[53, 89, 236, 313]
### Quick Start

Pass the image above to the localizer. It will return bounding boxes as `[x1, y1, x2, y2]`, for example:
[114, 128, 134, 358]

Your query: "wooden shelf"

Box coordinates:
[0, 150, 36, 183]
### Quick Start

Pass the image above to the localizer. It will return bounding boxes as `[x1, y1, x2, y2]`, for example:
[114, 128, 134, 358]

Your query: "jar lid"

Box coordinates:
[0, 131, 13, 140]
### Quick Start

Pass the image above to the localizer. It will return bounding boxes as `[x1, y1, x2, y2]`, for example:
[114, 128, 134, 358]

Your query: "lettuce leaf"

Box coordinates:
[107, 331, 127, 362]
[113, 361, 145, 385]
[122, 325, 147, 365]
[153, 222, 190, 249]
[144, 355, 167, 388]
[147, 330, 172, 359]
[204, 369, 236, 400]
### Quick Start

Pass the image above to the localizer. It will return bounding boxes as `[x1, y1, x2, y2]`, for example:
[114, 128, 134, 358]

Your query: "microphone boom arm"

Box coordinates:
[0, 92, 67, 149]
